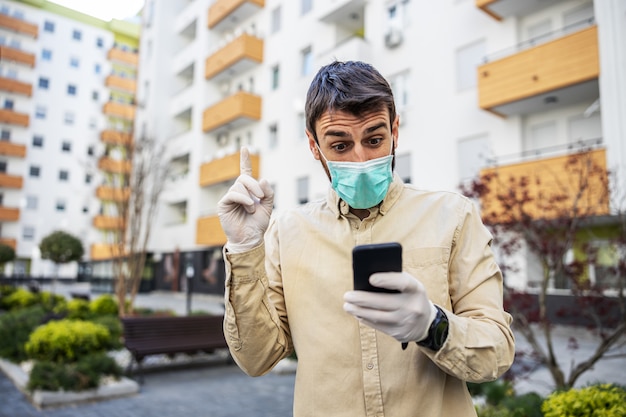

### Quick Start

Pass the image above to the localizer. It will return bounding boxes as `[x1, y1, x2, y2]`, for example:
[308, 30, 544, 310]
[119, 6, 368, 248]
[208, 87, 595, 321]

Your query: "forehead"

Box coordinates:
[315, 109, 390, 135]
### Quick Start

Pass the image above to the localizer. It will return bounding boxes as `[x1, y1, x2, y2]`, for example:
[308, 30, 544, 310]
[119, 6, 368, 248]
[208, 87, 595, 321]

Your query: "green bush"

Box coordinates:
[89, 294, 118, 316]
[542, 384, 626, 417]
[2, 288, 38, 311]
[25, 319, 110, 363]
[27, 353, 121, 392]
[38, 291, 67, 312]
[90, 315, 123, 350]
[63, 299, 91, 320]
[0, 306, 46, 362]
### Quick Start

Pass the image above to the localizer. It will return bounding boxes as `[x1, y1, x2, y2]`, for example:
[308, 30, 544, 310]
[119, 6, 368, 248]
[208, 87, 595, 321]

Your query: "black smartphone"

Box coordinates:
[352, 242, 402, 293]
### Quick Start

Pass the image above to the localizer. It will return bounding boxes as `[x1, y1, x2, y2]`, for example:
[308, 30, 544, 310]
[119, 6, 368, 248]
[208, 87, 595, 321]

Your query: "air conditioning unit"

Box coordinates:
[384, 28, 403, 48]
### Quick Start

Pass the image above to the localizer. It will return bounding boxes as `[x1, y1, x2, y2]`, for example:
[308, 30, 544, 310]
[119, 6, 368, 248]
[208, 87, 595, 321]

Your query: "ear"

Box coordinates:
[392, 115, 400, 149]
[307, 130, 320, 160]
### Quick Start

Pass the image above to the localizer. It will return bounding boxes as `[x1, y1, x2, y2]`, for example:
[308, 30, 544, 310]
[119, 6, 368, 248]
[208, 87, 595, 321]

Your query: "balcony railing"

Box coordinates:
[205, 33, 263, 80]
[199, 150, 259, 187]
[93, 215, 125, 230]
[202, 91, 261, 133]
[90, 243, 126, 261]
[98, 157, 132, 174]
[0, 206, 20, 222]
[0, 14, 38, 37]
[0, 172, 23, 189]
[0, 108, 29, 127]
[100, 130, 133, 146]
[0, 45, 35, 67]
[0, 76, 32, 96]
[0, 237, 16, 250]
[105, 75, 137, 93]
[0, 141, 27, 158]
[107, 47, 138, 67]
[103, 101, 136, 120]
[195, 215, 227, 246]
[96, 185, 130, 202]
[208, 0, 264, 31]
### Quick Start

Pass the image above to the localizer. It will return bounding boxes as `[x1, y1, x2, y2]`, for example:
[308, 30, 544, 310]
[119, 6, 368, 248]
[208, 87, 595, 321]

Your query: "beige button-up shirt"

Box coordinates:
[224, 174, 515, 416]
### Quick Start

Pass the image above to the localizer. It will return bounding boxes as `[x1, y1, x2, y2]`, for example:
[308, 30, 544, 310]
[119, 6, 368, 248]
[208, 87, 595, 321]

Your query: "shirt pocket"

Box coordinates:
[403, 247, 450, 307]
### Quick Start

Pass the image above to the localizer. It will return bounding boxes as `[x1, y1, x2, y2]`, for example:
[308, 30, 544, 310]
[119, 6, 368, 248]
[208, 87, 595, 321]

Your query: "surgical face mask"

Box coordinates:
[317, 143, 394, 209]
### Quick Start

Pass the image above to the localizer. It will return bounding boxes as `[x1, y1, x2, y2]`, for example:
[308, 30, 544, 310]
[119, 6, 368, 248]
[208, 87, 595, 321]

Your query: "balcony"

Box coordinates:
[196, 215, 227, 247]
[96, 185, 130, 202]
[0, 238, 16, 250]
[0, 13, 38, 37]
[476, 0, 569, 21]
[90, 243, 126, 261]
[0, 45, 35, 67]
[0, 206, 20, 222]
[0, 141, 26, 158]
[0, 108, 29, 127]
[479, 147, 609, 222]
[0, 172, 23, 189]
[317, 36, 371, 70]
[98, 157, 132, 174]
[105, 75, 137, 93]
[478, 25, 599, 117]
[93, 215, 125, 230]
[205, 33, 263, 81]
[199, 150, 259, 187]
[0, 76, 32, 96]
[100, 130, 133, 146]
[317, 0, 365, 34]
[208, 0, 264, 32]
[103, 101, 136, 120]
[202, 91, 261, 133]
[107, 47, 138, 67]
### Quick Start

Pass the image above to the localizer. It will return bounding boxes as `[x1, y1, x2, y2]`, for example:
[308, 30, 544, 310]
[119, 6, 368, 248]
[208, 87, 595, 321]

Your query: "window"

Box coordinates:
[41, 49, 52, 60]
[67, 84, 77, 95]
[87, 146, 94, 156]
[32, 135, 43, 147]
[59, 169, 69, 181]
[297, 176, 309, 204]
[38, 77, 49, 89]
[269, 123, 278, 149]
[301, 46, 313, 76]
[25, 195, 37, 210]
[85, 173, 92, 184]
[0, 130, 10, 141]
[387, 0, 411, 29]
[271, 65, 280, 90]
[456, 39, 485, 91]
[56, 200, 66, 211]
[72, 29, 81, 40]
[94, 63, 101, 74]
[0, 161, 6, 172]
[301, 0, 312, 15]
[43, 20, 55, 32]
[35, 106, 46, 119]
[29, 166, 40, 177]
[396, 152, 412, 183]
[61, 141, 71, 152]
[64, 112, 74, 125]
[22, 226, 35, 240]
[92, 90, 99, 101]
[96, 37, 103, 48]
[271, 6, 281, 34]
[388, 71, 410, 113]
[3, 99, 13, 110]
[457, 134, 491, 180]
[69, 57, 79, 68]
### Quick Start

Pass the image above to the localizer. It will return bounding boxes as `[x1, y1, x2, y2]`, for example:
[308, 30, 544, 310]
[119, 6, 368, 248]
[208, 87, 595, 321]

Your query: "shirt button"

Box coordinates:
[366, 363, 374, 370]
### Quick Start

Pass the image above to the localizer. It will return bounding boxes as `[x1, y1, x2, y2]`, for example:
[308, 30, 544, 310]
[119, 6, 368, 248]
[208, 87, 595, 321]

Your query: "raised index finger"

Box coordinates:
[240, 146, 252, 176]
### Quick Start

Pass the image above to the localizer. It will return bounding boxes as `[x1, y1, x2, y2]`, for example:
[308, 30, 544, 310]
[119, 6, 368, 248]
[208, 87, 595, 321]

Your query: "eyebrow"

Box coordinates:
[323, 122, 388, 139]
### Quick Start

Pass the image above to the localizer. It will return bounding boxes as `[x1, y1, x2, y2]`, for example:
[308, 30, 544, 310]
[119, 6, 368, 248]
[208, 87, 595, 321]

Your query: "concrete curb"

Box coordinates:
[0, 358, 139, 409]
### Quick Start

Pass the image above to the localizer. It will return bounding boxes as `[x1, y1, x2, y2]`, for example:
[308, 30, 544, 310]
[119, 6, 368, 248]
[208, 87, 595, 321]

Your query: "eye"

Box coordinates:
[366, 137, 383, 147]
[331, 142, 350, 152]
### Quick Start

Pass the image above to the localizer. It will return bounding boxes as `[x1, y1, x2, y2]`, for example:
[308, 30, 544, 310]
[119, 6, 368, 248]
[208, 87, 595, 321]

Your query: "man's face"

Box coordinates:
[306, 109, 399, 178]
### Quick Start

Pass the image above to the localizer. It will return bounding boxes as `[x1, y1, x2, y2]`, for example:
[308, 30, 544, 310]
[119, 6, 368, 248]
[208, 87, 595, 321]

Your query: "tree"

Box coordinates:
[0, 243, 15, 273]
[460, 146, 626, 391]
[40, 231, 85, 291]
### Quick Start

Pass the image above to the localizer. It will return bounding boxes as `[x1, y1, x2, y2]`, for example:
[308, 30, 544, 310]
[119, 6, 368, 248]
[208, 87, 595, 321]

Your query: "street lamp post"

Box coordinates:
[185, 257, 194, 316]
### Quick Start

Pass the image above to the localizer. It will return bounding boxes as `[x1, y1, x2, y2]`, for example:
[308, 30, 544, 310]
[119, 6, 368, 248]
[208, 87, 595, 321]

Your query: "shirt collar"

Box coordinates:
[327, 173, 404, 218]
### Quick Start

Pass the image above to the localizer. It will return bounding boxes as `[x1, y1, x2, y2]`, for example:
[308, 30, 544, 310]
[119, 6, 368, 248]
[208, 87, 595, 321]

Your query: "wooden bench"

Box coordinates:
[120, 314, 229, 382]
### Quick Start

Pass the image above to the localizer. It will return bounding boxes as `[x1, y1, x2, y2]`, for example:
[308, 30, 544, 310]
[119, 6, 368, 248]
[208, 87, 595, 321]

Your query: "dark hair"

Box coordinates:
[305, 61, 396, 142]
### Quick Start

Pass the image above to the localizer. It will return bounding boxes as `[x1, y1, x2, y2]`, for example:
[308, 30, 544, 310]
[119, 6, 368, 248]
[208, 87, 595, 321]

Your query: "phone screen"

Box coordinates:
[352, 242, 402, 293]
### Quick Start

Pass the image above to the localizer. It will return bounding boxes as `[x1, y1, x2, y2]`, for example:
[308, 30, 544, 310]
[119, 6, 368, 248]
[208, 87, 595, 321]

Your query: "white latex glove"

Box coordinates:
[217, 147, 274, 253]
[343, 272, 437, 343]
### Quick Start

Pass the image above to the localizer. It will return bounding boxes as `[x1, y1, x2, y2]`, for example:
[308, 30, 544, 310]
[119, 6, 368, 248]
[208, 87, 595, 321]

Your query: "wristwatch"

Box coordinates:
[417, 305, 449, 351]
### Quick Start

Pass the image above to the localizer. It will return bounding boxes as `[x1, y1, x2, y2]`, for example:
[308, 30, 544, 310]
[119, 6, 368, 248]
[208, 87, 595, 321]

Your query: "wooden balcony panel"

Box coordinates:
[90, 243, 126, 261]
[0, 45, 35, 67]
[0, 108, 29, 127]
[478, 26, 599, 112]
[479, 149, 609, 223]
[0, 238, 17, 250]
[0, 76, 32, 96]
[98, 157, 132, 174]
[103, 102, 136, 120]
[0, 172, 23, 189]
[0, 14, 38, 37]
[100, 130, 133, 146]
[196, 215, 227, 246]
[0, 141, 26, 158]
[208, 0, 264, 30]
[96, 185, 130, 201]
[0, 206, 20, 222]
[107, 48, 138, 67]
[205, 33, 264, 80]
[475, 0, 502, 20]
[105, 75, 137, 93]
[93, 215, 125, 230]
[200, 151, 259, 187]
[202, 91, 262, 133]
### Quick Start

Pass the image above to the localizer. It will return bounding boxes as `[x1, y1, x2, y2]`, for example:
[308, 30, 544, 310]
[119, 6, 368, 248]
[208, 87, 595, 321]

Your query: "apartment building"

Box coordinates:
[0, 0, 139, 278]
[132, 0, 625, 294]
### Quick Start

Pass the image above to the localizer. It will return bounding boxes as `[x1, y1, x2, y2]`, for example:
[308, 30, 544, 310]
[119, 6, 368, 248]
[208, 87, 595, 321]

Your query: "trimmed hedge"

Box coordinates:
[542, 384, 626, 417]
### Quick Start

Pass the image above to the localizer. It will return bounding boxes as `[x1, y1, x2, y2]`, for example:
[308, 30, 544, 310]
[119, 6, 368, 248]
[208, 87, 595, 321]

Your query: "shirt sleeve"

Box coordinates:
[422, 198, 516, 383]
[223, 240, 293, 377]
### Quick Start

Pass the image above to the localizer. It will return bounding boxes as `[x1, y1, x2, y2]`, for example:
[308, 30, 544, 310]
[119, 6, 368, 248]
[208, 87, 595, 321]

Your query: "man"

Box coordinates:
[217, 60, 515, 416]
